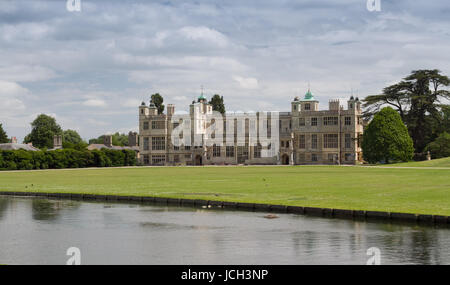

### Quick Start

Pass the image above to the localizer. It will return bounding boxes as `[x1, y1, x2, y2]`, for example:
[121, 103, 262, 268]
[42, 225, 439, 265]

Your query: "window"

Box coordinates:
[345, 134, 351, 149]
[293, 105, 297, 111]
[311, 117, 318, 126]
[237, 146, 249, 159]
[152, 121, 165, 129]
[305, 103, 310, 110]
[151, 155, 165, 165]
[323, 117, 338, 126]
[298, 153, 305, 162]
[213, 145, 221, 157]
[311, 153, 318, 161]
[226, 146, 234, 157]
[328, 153, 337, 162]
[286, 141, 289, 148]
[299, 135, 305, 149]
[143, 155, 149, 164]
[345, 153, 352, 161]
[323, 134, 338, 148]
[174, 155, 180, 163]
[143, 137, 149, 151]
[358, 116, 362, 125]
[281, 141, 285, 147]
[185, 154, 191, 160]
[311, 134, 317, 149]
[143, 121, 149, 130]
[152, 137, 165, 150]
[254, 144, 262, 158]
[299, 118, 305, 126]
[345, 117, 351, 126]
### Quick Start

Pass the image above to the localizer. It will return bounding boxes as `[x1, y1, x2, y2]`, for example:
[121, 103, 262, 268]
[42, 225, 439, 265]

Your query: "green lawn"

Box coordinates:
[387, 157, 450, 168]
[0, 165, 449, 215]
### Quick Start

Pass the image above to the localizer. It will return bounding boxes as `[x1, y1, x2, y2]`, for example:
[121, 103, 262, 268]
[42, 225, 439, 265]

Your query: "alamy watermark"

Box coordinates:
[66, 247, 81, 265]
[67, 0, 82, 12]
[366, 247, 381, 265]
[366, 0, 381, 12]
[170, 111, 280, 158]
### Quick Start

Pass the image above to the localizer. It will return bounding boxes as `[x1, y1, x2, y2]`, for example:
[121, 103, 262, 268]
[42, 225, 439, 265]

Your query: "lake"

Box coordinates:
[0, 195, 449, 265]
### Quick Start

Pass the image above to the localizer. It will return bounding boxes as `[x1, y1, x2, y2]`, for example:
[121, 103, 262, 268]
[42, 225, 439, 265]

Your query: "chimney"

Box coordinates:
[104, 135, 113, 147]
[128, 132, 138, 147]
[10, 137, 17, 144]
[53, 135, 62, 149]
[167, 104, 175, 117]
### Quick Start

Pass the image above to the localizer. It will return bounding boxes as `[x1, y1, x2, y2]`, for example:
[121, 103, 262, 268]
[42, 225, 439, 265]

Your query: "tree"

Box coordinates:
[362, 107, 414, 164]
[24, 114, 62, 149]
[363, 69, 450, 152]
[63, 129, 84, 144]
[425, 132, 450, 159]
[209, 94, 226, 114]
[151, 93, 164, 114]
[0, 123, 8, 143]
[89, 132, 129, 146]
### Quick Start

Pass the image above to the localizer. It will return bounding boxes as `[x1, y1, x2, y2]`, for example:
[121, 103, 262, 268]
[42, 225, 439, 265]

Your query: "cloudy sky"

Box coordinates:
[1, 0, 449, 142]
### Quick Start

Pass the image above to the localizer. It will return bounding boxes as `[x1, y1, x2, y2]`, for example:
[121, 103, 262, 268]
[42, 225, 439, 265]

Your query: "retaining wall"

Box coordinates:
[1, 191, 449, 226]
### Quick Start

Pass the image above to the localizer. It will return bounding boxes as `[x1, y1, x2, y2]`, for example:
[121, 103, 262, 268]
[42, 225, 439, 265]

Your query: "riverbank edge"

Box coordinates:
[2, 191, 449, 226]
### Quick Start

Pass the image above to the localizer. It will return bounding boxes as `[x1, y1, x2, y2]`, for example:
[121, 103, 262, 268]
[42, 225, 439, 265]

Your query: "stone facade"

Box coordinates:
[138, 90, 363, 166]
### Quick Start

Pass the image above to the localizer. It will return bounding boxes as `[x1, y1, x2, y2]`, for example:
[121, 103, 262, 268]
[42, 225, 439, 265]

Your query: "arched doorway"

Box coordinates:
[195, 155, 203, 166]
[281, 154, 289, 165]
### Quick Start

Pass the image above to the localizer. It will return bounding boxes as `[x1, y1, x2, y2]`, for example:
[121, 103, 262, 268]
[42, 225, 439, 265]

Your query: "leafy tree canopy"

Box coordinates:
[151, 93, 165, 114]
[362, 107, 414, 164]
[23, 114, 62, 149]
[89, 132, 129, 146]
[63, 129, 84, 145]
[0, 123, 8, 143]
[363, 69, 450, 152]
[426, 132, 450, 159]
[208, 94, 226, 114]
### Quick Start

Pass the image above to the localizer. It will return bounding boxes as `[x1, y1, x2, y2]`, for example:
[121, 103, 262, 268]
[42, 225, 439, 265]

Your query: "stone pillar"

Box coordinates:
[104, 135, 113, 147]
[53, 135, 62, 149]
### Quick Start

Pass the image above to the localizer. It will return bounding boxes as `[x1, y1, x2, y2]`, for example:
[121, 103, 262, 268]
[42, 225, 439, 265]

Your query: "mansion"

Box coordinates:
[138, 90, 364, 166]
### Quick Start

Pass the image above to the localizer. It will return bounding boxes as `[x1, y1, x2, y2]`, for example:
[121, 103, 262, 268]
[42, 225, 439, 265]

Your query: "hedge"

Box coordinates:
[0, 149, 137, 171]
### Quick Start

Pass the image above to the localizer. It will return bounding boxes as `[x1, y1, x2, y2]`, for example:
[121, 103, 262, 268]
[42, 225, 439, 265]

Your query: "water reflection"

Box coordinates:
[0, 195, 449, 265]
[0, 198, 8, 219]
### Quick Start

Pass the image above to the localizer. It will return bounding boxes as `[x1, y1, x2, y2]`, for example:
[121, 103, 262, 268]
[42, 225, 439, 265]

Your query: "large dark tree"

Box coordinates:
[209, 94, 226, 114]
[0, 123, 8, 143]
[151, 93, 165, 114]
[24, 114, 62, 149]
[363, 69, 450, 152]
[362, 107, 414, 164]
[426, 132, 450, 159]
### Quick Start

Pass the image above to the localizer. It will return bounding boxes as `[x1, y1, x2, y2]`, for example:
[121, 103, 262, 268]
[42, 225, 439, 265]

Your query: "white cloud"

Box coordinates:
[0, 65, 56, 82]
[232, 76, 259, 89]
[178, 26, 229, 47]
[83, 99, 107, 107]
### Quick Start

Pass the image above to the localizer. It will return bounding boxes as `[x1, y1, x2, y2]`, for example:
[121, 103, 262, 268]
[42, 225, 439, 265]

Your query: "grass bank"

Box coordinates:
[1, 165, 449, 216]
[387, 157, 450, 168]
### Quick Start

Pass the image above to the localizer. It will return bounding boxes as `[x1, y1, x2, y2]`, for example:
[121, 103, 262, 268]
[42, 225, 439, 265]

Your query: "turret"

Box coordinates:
[149, 99, 158, 115]
[300, 89, 319, 111]
[139, 101, 148, 117]
[348, 96, 356, 110]
[291, 96, 301, 114]
[167, 104, 175, 117]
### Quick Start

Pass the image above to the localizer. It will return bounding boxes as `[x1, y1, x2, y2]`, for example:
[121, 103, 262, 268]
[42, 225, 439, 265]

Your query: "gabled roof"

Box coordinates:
[0, 143, 40, 151]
